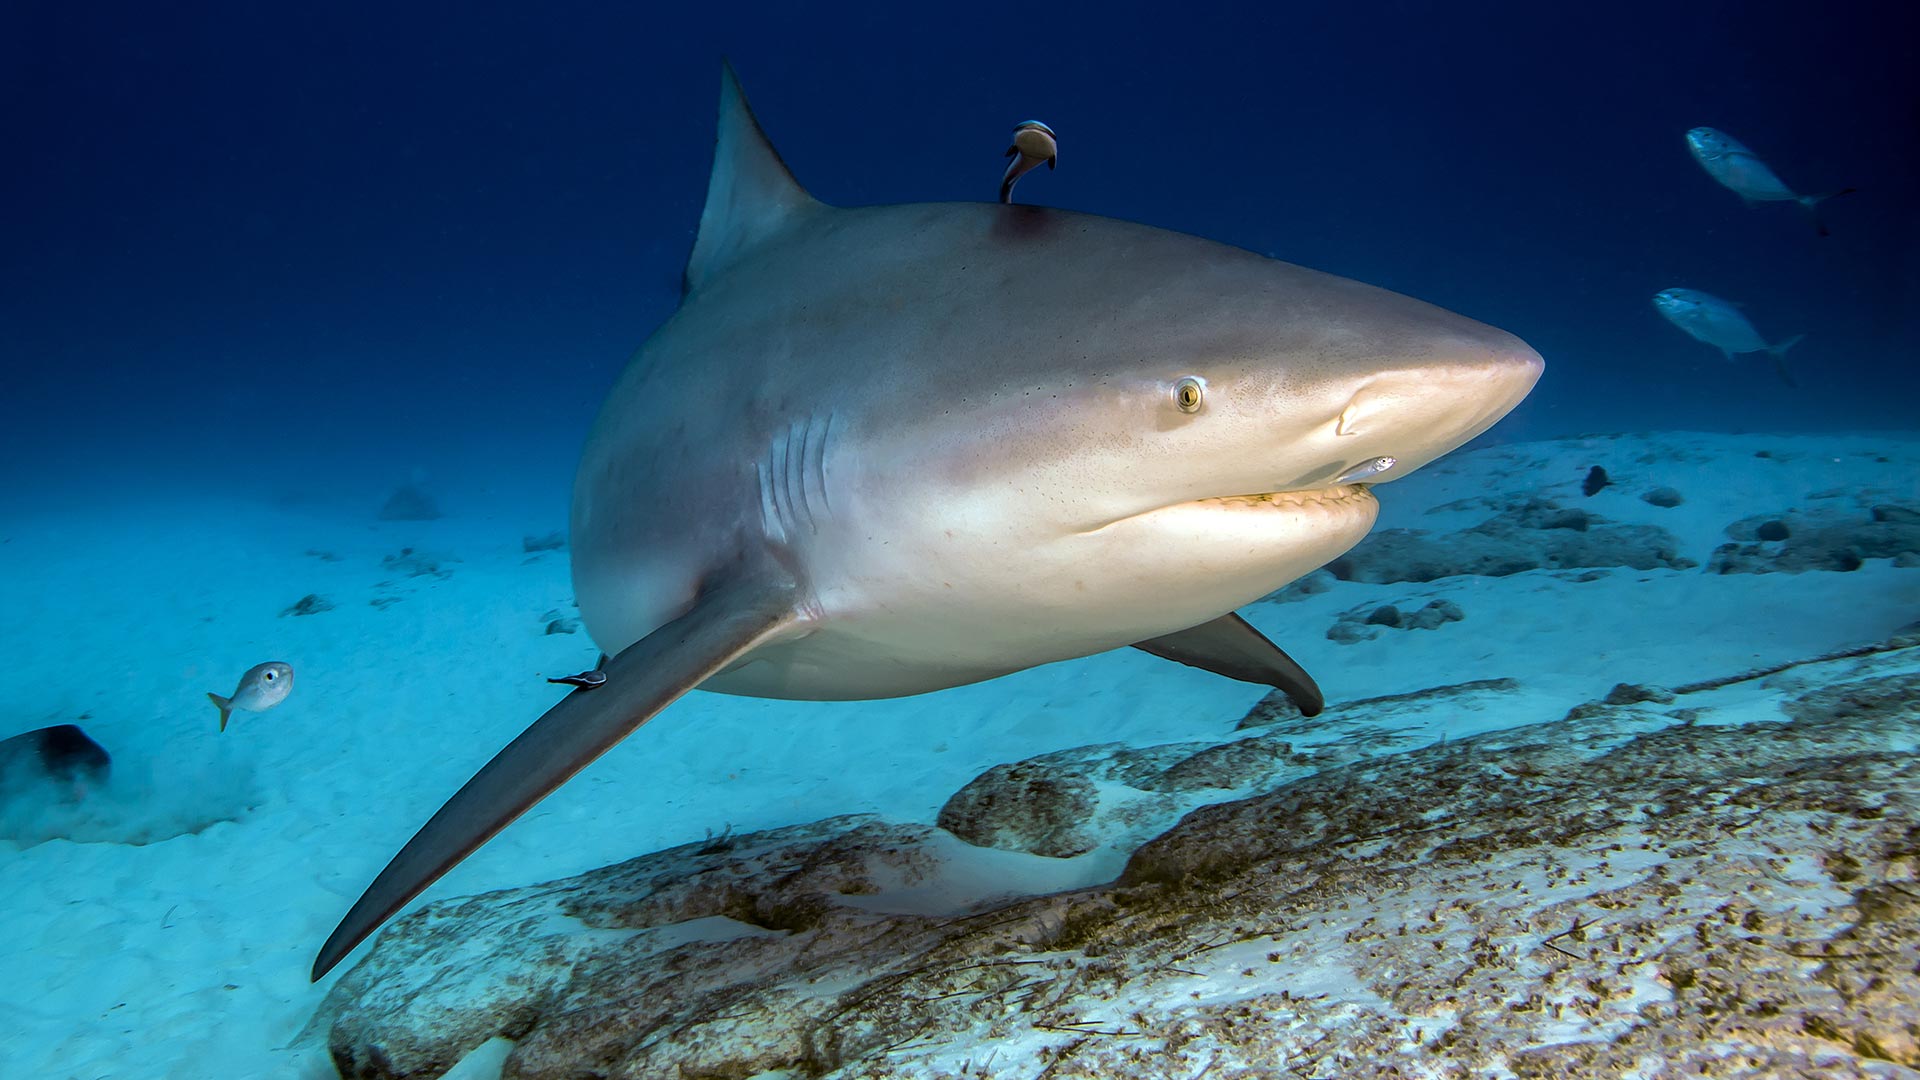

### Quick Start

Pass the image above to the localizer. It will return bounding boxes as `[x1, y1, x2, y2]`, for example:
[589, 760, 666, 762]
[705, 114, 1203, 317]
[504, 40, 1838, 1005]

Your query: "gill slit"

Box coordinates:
[759, 411, 836, 543]
[785, 422, 813, 534]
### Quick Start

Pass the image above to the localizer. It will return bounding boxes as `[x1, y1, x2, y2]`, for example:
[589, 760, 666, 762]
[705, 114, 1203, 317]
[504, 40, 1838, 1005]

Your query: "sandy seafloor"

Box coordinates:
[2, 430, 1917, 1079]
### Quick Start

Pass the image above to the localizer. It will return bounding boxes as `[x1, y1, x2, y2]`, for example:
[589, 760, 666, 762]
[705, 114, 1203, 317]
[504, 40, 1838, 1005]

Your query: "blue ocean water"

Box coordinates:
[3, 4, 1919, 1075]
[3, 1, 1914, 514]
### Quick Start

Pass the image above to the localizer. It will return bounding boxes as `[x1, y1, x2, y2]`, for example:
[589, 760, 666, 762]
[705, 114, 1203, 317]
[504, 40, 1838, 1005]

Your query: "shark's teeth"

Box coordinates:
[1194, 485, 1372, 510]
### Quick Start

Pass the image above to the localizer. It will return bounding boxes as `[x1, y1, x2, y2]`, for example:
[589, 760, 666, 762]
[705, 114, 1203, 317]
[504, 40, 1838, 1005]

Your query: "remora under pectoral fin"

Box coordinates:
[1132, 612, 1325, 717]
[683, 62, 823, 295]
[311, 571, 799, 981]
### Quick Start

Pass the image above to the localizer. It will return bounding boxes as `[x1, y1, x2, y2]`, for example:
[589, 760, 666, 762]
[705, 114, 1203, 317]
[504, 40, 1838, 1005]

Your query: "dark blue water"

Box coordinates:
[4, 1, 1914, 512]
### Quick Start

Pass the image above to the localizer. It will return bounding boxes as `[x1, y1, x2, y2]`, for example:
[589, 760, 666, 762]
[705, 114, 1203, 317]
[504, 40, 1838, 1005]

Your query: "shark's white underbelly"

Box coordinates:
[699, 486, 1380, 700]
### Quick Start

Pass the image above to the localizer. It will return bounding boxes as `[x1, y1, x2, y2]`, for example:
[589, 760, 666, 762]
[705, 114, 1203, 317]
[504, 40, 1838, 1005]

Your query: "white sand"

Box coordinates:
[0, 431, 1914, 1078]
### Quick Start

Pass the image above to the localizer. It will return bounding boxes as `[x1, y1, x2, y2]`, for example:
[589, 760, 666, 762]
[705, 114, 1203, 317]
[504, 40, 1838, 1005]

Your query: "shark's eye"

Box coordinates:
[1173, 376, 1205, 413]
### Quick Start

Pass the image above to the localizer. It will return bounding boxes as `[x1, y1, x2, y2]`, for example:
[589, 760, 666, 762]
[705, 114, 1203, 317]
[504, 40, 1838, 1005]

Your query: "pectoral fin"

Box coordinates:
[1133, 612, 1324, 717]
[311, 569, 799, 981]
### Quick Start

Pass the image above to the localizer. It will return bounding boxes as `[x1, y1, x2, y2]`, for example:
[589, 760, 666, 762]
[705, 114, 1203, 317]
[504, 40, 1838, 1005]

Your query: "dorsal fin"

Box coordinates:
[684, 62, 820, 294]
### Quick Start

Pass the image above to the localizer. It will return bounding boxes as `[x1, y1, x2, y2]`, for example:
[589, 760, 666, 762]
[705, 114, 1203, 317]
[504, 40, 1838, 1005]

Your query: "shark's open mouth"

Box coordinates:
[1090, 484, 1376, 534]
[1186, 484, 1374, 511]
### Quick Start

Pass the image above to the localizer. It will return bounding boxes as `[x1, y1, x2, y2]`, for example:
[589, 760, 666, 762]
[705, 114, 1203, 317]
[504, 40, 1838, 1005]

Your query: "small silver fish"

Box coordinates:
[1652, 288, 1801, 385]
[1336, 456, 1397, 484]
[547, 669, 607, 690]
[547, 654, 610, 691]
[1685, 127, 1853, 234]
[208, 661, 294, 732]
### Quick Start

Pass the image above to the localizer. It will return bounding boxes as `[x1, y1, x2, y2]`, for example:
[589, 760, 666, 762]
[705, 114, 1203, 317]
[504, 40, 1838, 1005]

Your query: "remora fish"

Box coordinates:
[311, 66, 1543, 980]
[1652, 287, 1802, 385]
[1685, 127, 1854, 235]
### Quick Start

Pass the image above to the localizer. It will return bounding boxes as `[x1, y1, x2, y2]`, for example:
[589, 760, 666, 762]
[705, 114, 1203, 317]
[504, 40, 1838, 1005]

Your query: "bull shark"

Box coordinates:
[311, 66, 1543, 981]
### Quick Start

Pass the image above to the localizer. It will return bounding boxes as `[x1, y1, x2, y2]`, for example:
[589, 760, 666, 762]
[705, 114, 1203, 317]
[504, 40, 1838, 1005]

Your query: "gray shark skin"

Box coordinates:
[311, 65, 1543, 981]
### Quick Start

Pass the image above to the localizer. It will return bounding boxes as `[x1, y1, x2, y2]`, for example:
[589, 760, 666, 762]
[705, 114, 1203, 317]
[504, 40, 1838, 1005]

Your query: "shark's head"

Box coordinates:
[848, 212, 1542, 522]
[1038, 249, 1544, 527]
[657, 64, 1544, 667]
[811, 208, 1545, 644]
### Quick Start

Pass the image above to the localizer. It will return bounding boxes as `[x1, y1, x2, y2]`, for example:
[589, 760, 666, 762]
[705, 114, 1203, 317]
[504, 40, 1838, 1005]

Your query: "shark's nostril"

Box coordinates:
[1336, 400, 1361, 436]
[1334, 383, 1399, 438]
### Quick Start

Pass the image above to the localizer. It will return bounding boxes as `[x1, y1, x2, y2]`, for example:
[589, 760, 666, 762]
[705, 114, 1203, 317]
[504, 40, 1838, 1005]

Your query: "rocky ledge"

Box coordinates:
[311, 638, 1920, 1079]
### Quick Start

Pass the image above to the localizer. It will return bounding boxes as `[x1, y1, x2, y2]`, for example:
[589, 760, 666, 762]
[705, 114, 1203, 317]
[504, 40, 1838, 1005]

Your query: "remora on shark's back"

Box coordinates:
[311, 66, 1543, 980]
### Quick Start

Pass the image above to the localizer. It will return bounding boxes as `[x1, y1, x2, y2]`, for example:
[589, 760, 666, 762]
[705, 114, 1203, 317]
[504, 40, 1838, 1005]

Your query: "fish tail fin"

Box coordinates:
[1766, 334, 1805, 386]
[1797, 188, 1857, 236]
[208, 692, 232, 732]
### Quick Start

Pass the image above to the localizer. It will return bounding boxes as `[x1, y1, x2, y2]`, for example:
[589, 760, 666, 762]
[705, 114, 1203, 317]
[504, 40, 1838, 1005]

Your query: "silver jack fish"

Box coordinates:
[1685, 127, 1854, 235]
[208, 661, 294, 731]
[1652, 287, 1801, 386]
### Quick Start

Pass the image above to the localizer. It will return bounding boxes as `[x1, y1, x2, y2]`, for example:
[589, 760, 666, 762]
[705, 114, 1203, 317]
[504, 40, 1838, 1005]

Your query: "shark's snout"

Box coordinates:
[1330, 338, 1542, 480]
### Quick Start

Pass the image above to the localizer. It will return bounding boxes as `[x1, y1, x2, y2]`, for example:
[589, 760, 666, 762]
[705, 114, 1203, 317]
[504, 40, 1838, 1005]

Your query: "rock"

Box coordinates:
[522, 532, 566, 553]
[1236, 677, 1520, 731]
[1704, 544, 1751, 574]
[1642, 486, 1684, 508]
[376, 483, 441, 522]
[312, 816, 959, 1080]
[1708, 506, 1920, 574]
[544, 618, 579, 636]
[1328, 598, 1464, 643]
[939, 702, 1457, 859]
[1326, 620, 1374, 644]
[281, 593, 334, 617]
[1262, 569, 1335, 603]
[380, 547, 453, 579]
[1724, 513, 1796, 542]
[1404, 598, 1465, 629]
[1538, 507, 1592, 531]
[1326, 499, 1692, 583]
[936, 761, 1104, 858]
[1603, 682, 1677, 705]
[1144, 736, 1302, 794]
[313, 658, 1920, 1080]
